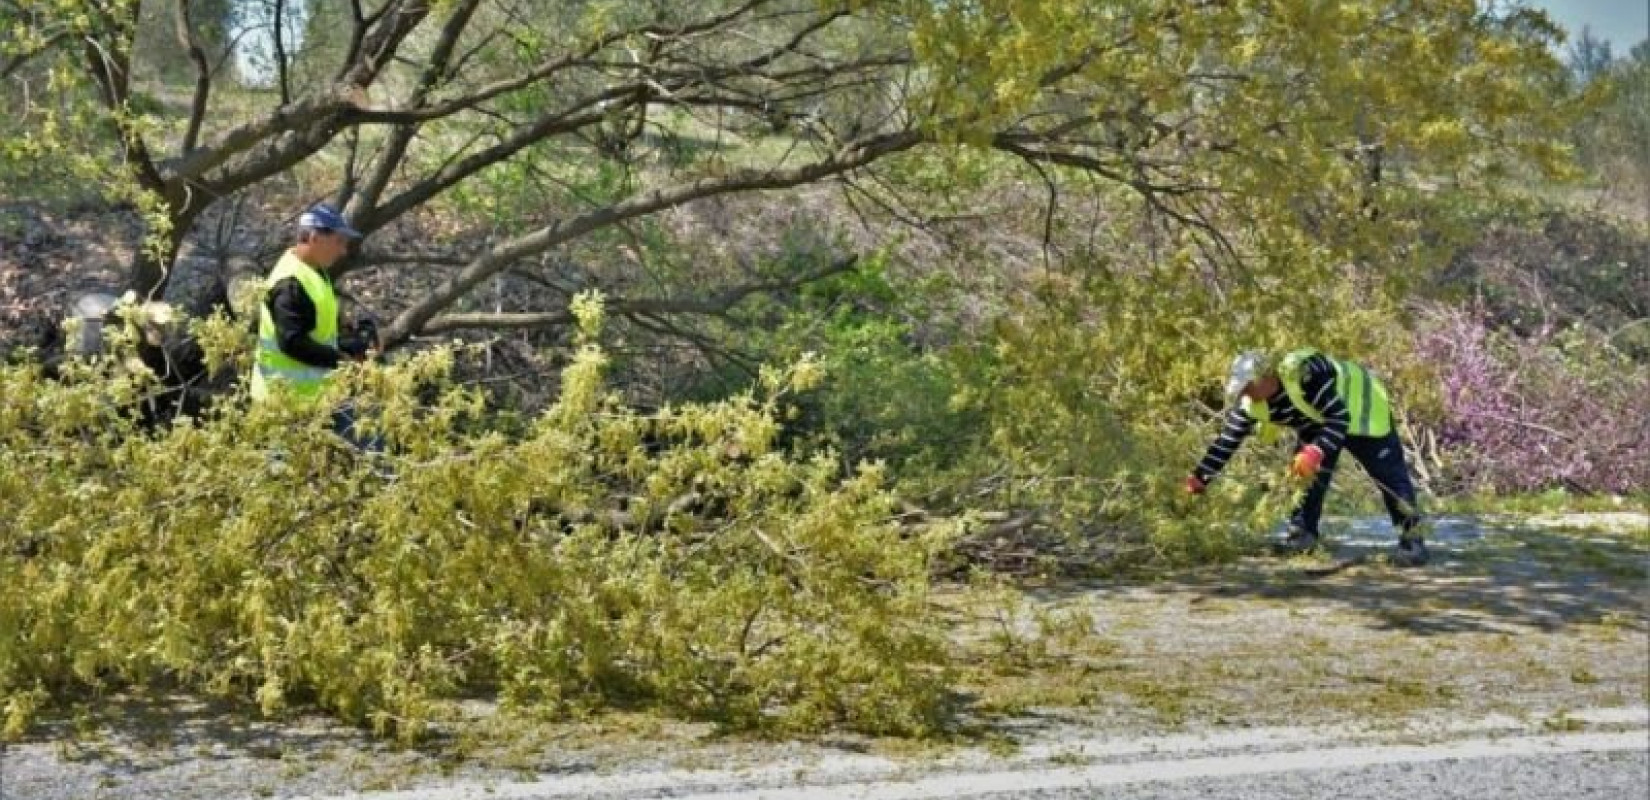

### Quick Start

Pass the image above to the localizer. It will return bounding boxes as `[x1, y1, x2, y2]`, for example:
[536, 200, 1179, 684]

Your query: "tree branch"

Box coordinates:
[991, 137, 1218, 197]
[338, 0, 432, 90]
[175, 0, 213, 154]
[0, 31, 68, 80]
[350, 0, 482, 218]
[339, 0, 776, 127]
[359, 94, 628, 229]
[162, 94, 346, 182]
[336, 0, 369, 81]
[272, 0, 291, 105]
[80, 9, 165, 193]
[164, 0, 432, 189]
[384, 131, 920, 344]
[420, 255, 860, 335]
[735, 8, 848, 71]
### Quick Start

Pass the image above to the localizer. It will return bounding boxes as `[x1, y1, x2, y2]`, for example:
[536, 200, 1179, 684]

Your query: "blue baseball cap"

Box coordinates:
[298, 203, 363, 239]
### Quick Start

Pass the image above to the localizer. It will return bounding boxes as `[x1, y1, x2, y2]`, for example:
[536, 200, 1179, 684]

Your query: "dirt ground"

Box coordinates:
[955, 512, 1647, 730]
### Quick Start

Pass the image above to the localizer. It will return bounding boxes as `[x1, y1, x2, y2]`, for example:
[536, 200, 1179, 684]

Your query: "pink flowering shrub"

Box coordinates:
[1414, 305, 1650, 496]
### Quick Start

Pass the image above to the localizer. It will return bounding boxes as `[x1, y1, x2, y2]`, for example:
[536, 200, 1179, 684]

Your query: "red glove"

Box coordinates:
[1291, 444, 1325, 478]
[1185, 475, 1206, 495]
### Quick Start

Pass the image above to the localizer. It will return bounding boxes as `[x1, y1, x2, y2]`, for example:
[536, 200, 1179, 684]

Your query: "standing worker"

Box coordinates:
[1185, 350, 1429, 566]
[250, 203, 377, 445]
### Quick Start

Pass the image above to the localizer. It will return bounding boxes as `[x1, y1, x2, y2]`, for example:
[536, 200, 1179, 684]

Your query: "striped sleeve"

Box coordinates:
[1299, 355, 1349, 457]
[1194, 406, 1256, 483]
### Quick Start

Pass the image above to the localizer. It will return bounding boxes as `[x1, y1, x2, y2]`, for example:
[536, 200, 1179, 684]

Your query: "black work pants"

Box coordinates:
[1290, 430, 1420, 538]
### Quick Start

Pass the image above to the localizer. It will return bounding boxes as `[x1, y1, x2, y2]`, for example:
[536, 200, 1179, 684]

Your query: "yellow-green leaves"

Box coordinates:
[570, 289, 607, 343]
[0, 316, 956, 741]
[895, 0, 1579, 243]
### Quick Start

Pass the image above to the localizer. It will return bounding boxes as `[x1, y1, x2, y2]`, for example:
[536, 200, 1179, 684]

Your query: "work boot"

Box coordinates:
[1392, 536, 1430, 567]
[1274, 526, 1320, 555]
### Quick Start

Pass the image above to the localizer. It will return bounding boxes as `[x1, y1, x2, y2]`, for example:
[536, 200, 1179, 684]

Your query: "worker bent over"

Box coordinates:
[1186, 350, 1429, 567]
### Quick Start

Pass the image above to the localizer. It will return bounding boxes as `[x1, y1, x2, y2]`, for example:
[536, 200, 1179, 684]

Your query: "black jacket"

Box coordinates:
[265, 278, 371, 368]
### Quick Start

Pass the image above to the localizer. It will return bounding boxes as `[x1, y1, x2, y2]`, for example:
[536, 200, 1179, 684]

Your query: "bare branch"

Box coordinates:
[362, 35, 911, 227]
[344, 0, 778, 127]
[200, 118, 344, 197]
[1017, 153, 1060, 271]
[162, 0, 432, 188]
[626, 309, 761, 381]
[79, 8, 165, 193]
[735, 8, 848, 71]
[338, 125, 362, 207]
[420, 255, 860, 335]
[273, 0, 291, 105]
[162, 94, 348, 182]
[992, 137, 1218, 197]
[360, 92, 631, 228]
[385, 131, 922, 343]
[337, 0, 368, 81]
[350, 0, 483, 217]
[338, 0, 433, 90]
[176, 0, 213, 154]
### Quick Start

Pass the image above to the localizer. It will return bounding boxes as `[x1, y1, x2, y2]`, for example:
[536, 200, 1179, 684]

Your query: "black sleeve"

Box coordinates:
[336, 332, 370, 359]
[336, 319, 375, 358]
[266, 278, 340, 369]
[1194, 406, 1257, 483]
[1298, 355, 1349, 456]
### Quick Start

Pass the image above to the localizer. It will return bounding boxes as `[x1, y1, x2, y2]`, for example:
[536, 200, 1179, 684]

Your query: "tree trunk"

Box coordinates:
[126, 194, 207, 302]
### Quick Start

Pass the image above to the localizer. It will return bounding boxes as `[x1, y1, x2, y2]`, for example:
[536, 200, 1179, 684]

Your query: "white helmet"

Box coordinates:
[1225, 351, 1269, 401]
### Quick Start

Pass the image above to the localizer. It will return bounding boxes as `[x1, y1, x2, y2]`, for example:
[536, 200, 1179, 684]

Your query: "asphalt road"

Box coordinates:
[265, 726, 1646, 800]
[999, 750, 1647, 800]
[4, 711, 1643, 800]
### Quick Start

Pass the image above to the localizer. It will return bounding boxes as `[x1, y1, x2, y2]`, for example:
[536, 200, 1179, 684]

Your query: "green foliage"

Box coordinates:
[787, 264, 973, 468]
[894, 0, 1587, 294]
[936, 242, 1421, 565]
[908, 0, 1580, 167]
[0, 297, 959, 741]
[831, 0, 1594, 560]
[1570, 41, 1650, 207]
[0, 0, 174, 257]
[689, 251, 985, 481]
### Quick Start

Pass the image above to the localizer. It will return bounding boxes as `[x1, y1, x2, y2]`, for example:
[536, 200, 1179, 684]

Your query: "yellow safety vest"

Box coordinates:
[251, 252, 338, 403]
[1241, 349, 1392, 439]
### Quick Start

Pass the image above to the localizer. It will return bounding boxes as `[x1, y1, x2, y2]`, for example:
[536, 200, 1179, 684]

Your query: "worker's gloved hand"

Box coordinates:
[356, 318, 381, 356]
[339, 318, 382, 362]
[1185, 475, 1206, 495]
[1290, 444, 1325, 478]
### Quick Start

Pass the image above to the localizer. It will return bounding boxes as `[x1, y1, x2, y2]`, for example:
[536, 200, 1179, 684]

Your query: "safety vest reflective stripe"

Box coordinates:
[255, 359, 332, 384]
[257, 336, 337, 355]
[1338, 360, 1375, 435]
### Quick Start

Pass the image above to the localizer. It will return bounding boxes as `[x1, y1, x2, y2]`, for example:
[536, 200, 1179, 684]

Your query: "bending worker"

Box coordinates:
[250, 203, 377, 444]
[1186, 350, 1429, 566]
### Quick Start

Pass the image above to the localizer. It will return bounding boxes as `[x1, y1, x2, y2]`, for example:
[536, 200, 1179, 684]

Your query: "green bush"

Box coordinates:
[687, 253, 985, 481]
[0, 296, 958, 740]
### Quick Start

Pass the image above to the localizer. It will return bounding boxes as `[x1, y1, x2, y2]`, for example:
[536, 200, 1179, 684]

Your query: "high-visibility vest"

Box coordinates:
[251, 252, 338, 402]
[1240, 349, 1392, 439]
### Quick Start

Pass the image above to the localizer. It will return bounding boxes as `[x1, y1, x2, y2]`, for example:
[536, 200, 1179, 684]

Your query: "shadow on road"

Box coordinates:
[1108, 515, 1649, 636]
